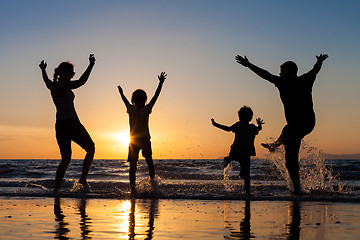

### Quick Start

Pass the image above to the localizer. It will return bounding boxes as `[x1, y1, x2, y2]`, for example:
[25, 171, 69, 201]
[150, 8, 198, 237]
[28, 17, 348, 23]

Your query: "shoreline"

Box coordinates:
[1, 191, 360, 203]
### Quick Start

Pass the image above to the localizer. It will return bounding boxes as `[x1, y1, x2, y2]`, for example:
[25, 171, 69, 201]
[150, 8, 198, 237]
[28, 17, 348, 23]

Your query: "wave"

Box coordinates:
[0, 147, 360, 201]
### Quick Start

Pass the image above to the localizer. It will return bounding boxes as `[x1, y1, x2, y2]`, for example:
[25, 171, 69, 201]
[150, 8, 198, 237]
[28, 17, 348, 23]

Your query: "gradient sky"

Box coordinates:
[0, 0, 359, 159]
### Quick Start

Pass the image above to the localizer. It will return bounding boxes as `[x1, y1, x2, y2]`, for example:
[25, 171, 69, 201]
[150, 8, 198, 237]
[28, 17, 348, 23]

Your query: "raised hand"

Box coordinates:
[158, 72, 167, 83]
[89, 54, 96, 65]
[39, 60, 47, 70]
[235, 55, 250, 67]
[316, 54, 328, 62]
[256, 117, 265, 126]
[117, 85, 123, 94]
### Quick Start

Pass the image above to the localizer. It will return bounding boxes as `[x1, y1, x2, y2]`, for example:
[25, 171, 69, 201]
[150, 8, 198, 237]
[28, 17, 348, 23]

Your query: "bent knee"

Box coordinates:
[85, 141, 95, 154]
[60, 149, 72, 160]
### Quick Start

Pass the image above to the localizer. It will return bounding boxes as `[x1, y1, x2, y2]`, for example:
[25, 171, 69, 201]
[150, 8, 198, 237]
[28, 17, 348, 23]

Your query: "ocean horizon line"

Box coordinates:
[1, 156, 360, 160]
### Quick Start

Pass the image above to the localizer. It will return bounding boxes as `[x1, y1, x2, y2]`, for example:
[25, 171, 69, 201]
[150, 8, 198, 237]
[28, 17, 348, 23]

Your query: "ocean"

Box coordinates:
[2, 150, 360, 239]
[1, 151, 359, 201]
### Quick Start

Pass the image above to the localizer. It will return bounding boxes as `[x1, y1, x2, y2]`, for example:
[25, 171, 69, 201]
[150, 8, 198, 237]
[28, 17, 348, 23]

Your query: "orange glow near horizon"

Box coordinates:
[114, 131, 131, 148]
[1, 122, 359, 160]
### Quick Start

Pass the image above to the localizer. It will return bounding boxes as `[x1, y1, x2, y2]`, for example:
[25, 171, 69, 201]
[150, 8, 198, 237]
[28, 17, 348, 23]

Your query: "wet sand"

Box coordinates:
[1, 196, 360, 239]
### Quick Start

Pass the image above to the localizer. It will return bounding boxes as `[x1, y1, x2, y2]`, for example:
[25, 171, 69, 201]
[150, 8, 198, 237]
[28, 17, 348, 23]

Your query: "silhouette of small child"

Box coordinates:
[117, 72, 166, 194]
[211, 106, 264, 194]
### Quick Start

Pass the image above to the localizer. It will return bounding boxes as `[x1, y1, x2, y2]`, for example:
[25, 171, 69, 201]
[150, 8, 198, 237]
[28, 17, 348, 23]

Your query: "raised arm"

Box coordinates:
[310, 54, 328, 75]
[148, 72, 166, 107]
[211, 118, 232, 132]
[39, 60, 53, 90]
[117, 85, 131, 108]
[68, 54, 96, 89]
[235, 55, 278, 83]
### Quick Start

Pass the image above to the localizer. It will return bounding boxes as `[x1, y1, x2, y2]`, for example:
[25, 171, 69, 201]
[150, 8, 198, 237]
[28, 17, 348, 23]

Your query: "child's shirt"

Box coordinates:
[230, 122, 260, 156]
[127, 104, 153, 140]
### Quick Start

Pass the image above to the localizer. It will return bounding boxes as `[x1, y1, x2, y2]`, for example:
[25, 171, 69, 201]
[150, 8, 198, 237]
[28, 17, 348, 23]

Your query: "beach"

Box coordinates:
[1, 0, 360, 239]
[1, 158, 360, 239]
[1, 197, 360, 239]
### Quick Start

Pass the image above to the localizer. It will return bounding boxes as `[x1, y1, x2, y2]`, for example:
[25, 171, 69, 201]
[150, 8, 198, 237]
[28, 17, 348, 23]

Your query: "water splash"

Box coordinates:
[137, 176, 162, 195]
[223, 163, 235, 192]
[25, 183, 48, 190]
[262, 139, 353, 194]
[223, 163, 245, 193]
[70, 180, 92, 193]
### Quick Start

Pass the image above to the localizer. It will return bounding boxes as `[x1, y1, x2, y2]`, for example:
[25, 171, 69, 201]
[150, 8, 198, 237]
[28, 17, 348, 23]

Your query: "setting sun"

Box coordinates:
[115, 132, 131, 147]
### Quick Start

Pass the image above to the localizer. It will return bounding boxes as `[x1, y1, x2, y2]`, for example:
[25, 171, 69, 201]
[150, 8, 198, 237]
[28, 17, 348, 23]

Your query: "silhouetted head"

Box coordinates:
[53, 62, 74, 82]
[280, 61, 298, 77]
[238, 105, 253, 122]
[131, 89, 147, 106]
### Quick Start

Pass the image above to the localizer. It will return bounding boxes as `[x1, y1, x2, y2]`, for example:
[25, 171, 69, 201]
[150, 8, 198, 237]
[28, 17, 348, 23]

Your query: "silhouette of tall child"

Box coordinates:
[211, 106, 264, 194]
[39, 54, 96, 192]
[236, 54, 328, 194]
[117, 72, 166, 194]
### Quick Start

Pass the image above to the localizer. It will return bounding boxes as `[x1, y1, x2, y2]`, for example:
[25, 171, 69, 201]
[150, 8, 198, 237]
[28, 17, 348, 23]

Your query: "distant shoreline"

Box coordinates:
[323, 153, 360, 160]
[1, 157, 360, 160]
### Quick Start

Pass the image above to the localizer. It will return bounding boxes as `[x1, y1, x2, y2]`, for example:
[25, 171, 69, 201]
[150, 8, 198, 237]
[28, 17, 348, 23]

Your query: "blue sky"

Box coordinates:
[0, 0, 359, 158]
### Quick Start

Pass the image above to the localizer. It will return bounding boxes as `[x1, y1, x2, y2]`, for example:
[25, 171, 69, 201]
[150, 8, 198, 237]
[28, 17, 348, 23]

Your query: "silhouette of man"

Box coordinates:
[235, 54, 328, 194]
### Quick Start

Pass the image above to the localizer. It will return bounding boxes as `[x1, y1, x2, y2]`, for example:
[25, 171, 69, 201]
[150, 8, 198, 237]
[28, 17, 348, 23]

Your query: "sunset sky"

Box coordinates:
[0, 1, 359, 159]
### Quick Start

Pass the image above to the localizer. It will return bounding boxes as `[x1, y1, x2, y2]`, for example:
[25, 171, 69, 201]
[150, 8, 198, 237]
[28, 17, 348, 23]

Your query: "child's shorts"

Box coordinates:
[225, 151, 250, 178]
[128, 138, 152, 162]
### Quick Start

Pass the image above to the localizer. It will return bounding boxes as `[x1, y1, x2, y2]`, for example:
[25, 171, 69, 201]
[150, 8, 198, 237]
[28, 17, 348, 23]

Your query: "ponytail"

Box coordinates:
[53, 68, 59, 82]
[52, 61, 74, 82]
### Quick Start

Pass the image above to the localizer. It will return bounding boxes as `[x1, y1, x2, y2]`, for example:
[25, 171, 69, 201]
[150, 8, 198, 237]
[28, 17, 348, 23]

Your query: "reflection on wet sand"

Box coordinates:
[54, 197, 70, 239]
[224, 200, 302, 240]
[78, 198, 92, 239]
[128, 198, 158, 240]
[224, 200, 254, 239]
[286, 201, 301, 240]
[44, 198, 360, 239]
[54, 197, 159, 240]
[54, 197, 92, 239]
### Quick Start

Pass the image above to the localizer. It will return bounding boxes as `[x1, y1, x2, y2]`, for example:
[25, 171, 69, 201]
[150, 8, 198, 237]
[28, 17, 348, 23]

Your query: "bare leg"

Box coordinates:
[79, 144, 95, 185]
[244, 177, 250, 194]
[128, 144, 140, 194]
[239, 156, 251, 194]
[129, 160, 137, 193]
[55, 153, 71, 191]
[262, 125, 288, 152]
[223, 156, 232, 168]
[145, 156, 155, 180]
[285, 136, 302, 195]
[55, 122, 71, 192]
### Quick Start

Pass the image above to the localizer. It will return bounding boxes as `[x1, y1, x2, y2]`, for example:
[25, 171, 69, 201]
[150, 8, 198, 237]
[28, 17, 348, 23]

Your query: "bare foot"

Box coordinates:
[261, 143, 276, 153]
[79, 178, 87, 185]
[223, 157, 231, 168]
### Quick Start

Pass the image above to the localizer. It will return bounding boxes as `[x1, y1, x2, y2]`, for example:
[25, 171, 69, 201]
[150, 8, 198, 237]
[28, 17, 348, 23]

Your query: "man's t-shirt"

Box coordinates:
[271, 71, 317, 125]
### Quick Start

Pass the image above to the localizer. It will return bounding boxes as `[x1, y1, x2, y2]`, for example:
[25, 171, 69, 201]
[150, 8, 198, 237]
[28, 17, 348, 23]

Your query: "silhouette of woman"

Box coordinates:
[39, 54, 96, 192]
